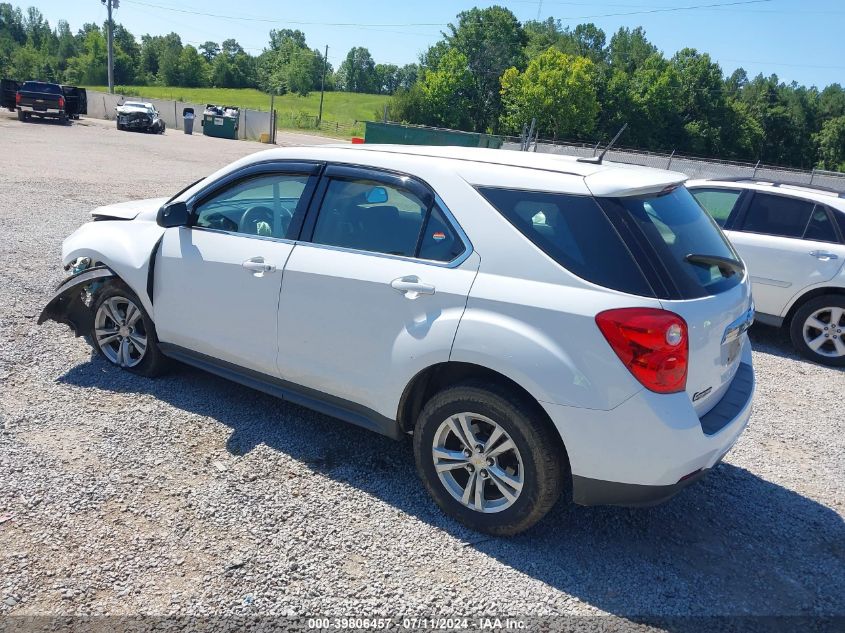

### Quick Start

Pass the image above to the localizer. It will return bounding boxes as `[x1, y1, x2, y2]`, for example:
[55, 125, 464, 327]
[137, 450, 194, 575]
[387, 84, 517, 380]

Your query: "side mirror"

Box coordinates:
[366, 187, 388, 204]
[157, 201, 190, 228]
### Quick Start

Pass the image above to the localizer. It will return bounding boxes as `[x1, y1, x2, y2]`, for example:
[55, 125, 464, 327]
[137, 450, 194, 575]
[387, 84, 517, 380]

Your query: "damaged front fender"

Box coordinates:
[38, 267, 116, 337]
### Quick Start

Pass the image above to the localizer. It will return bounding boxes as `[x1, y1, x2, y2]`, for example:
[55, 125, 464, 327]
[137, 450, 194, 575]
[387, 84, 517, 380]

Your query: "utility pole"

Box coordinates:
[101, 0, 118, 94]
[317, 45, 328, 127]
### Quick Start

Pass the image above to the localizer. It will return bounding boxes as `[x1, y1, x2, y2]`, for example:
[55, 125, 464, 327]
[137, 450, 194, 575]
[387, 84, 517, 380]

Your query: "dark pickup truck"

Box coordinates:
[2, 80, 87, 120]
[16, 81, 67, 122]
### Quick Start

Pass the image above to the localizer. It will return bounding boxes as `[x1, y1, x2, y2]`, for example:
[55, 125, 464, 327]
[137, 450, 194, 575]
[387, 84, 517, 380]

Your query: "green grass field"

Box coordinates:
[86, 86, 389, 138]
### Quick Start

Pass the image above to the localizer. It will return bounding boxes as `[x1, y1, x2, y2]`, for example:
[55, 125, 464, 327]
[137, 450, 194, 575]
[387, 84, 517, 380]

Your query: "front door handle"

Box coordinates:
[809, 250, 839, 261]
[242, 257, 276, 276]
[390, 275, 435, 299]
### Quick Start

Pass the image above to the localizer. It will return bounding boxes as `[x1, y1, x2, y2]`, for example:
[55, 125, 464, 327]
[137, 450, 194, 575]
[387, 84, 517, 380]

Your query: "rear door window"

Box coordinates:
[418, 205, 466, 262]
[312, 178, 428, 257]
[477, 187, 654, 296]
[739, 192, 814, 238]
[689, 188, 741, 227]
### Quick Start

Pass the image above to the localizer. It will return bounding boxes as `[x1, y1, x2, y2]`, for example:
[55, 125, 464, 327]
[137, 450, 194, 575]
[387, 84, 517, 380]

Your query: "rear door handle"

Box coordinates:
[390, 275, 435, 299]
[809, 250, 839, 261]
[242, 257, 276, 275]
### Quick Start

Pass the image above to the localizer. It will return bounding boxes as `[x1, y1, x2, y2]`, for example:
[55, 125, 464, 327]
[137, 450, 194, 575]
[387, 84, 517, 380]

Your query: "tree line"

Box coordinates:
[0, 4, 417, 95]
[390, 6, 845, 171]
[1, 3, 843, 170]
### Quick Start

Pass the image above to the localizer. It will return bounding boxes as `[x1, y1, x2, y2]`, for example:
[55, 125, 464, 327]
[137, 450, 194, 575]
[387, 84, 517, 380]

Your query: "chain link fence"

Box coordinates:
[502, 138, 845, 193]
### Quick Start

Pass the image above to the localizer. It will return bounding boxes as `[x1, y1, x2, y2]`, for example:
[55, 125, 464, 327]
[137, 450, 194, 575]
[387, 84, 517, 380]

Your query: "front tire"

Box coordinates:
[91, 284, 167, 377]
[790, 295, 845, 367]
[413, 385, 565, 535]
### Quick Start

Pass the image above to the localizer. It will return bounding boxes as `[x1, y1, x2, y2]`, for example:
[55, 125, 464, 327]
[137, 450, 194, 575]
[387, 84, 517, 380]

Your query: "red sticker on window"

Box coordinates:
[432, 231, 446, 241]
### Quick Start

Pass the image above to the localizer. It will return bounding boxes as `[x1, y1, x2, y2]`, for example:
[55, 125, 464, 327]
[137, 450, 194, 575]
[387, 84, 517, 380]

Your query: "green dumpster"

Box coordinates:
[201, 104, 239, 140]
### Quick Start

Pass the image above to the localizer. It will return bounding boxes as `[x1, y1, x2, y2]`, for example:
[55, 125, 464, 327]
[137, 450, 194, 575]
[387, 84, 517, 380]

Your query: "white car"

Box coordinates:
[40, 146, 755, 534]
[115, 101, 165, 133]
[688, 178, 845, 366]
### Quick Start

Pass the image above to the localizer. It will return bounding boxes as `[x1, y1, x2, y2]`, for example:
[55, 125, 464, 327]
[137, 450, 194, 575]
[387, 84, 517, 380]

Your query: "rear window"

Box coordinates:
[598, 187, 742, 298]
[20, 81, 61, 95]
[477, 187, 654, 296]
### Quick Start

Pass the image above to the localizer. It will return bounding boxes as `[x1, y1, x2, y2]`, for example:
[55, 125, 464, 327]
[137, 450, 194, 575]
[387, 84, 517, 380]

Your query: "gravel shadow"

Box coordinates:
[58, 358, 845, 619]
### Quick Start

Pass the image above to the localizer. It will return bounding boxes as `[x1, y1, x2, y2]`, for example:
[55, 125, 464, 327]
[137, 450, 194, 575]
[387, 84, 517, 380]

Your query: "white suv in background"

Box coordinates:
[688, 178, 845, 366]
[41, 146, 755, 535]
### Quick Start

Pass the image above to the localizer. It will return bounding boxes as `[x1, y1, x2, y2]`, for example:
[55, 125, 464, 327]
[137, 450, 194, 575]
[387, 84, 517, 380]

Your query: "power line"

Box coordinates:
[121, 0, 445, 27]
[555, 0, 774, 20]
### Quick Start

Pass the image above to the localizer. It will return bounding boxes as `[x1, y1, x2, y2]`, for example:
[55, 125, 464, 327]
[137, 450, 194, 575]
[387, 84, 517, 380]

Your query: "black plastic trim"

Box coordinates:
[146, 236, 163, 305]
[572, 469, 709, 507]
[37, 267, 115, 336]
[158, 343, 403, 441]
[699, 362, 754, 436]
[753, 312, 784, 328]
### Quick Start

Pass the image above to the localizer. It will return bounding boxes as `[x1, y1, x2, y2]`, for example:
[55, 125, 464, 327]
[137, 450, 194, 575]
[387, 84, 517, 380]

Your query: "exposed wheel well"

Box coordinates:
[399, 360, 563, 437]
[784, 287, 845, 327]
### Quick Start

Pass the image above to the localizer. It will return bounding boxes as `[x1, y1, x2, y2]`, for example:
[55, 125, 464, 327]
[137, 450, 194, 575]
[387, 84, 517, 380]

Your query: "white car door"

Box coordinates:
[154, 164, 320, 375]
[725, 192, 845, 317]
[275, 165, 479, 422]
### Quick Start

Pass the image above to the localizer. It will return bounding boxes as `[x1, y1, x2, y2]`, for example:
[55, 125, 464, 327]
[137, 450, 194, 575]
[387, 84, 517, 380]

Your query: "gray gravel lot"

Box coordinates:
[0, 112, 843, 625]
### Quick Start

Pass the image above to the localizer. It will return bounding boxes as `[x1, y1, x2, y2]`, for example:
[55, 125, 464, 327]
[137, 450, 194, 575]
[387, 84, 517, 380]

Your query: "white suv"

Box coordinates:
[688, 178, 845, 366]
[40, 146, 755, 535]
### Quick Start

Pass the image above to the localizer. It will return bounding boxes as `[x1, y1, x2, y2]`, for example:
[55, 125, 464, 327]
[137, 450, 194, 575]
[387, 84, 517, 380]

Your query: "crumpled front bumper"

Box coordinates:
[38, 267, 115, 336]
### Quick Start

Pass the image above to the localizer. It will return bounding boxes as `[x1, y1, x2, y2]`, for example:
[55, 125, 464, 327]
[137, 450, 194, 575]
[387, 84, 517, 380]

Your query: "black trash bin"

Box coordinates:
[183, 107, 195, 135]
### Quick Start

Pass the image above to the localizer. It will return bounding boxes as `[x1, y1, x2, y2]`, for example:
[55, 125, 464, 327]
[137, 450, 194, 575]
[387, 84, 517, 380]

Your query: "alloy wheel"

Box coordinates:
[94, 296, 148, 368]
[802, 306, 845, 358]
[431, 412, 524, 513]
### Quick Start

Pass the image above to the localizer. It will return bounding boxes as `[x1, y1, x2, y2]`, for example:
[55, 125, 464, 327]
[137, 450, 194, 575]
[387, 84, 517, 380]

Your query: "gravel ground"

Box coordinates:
[0, 112, 843, 626]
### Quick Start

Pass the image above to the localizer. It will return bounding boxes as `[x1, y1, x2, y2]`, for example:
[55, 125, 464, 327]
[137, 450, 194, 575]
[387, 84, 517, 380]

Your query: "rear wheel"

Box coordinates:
[91, 284, 167, 377]
[17, 110, 26, 122]
[789, 295, 845, 367]
[413, 385, 565, 535]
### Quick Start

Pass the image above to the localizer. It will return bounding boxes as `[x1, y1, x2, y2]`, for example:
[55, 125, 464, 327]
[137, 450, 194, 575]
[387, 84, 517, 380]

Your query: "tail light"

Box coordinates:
[596, 308, 688, 394]
[58, 96, 65, 109]
[15, 92, 21, 105]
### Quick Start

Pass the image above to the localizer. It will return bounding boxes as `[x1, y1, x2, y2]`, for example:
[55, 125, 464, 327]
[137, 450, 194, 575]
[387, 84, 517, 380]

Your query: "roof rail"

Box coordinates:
[707, 176, 845, 198]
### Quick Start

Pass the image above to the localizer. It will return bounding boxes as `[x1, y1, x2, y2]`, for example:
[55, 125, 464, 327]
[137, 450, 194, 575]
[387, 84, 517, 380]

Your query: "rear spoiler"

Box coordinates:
[584, 166, 688, 198]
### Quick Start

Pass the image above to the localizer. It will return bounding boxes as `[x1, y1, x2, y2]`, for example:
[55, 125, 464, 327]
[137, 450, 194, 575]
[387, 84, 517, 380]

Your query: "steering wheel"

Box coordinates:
[239, 206, 274, 236]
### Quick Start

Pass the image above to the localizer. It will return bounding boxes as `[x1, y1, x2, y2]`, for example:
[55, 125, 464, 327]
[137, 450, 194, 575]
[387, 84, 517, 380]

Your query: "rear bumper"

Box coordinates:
[544, 337, 755, 506]
[572, 468, 710, 507]
[19, 106, 63, 116]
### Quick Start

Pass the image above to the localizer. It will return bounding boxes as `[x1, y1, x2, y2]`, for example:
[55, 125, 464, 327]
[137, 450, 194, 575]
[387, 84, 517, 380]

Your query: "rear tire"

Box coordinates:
[90, 283, 168, 377]
[17, 110, 26, 122]
[413, 385, 565, 535]
[789, 295, 845, 367]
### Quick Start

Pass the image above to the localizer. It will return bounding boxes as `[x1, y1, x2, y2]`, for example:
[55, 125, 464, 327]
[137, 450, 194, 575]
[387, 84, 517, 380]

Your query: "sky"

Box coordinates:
[25, 0, 845, 89]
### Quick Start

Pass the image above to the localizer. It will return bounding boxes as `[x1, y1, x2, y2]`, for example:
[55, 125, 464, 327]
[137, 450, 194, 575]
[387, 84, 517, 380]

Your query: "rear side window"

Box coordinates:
[739, 193, 814, 238]
[477, 187, 654, 296]
[598, 187, 742, 298]
[689, 188, 741, 227]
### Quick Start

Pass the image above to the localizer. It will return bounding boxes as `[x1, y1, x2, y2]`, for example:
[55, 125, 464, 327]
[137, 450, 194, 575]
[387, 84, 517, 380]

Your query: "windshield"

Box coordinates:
[598, 187, 743, 299]
[167, 177, 205, 203]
